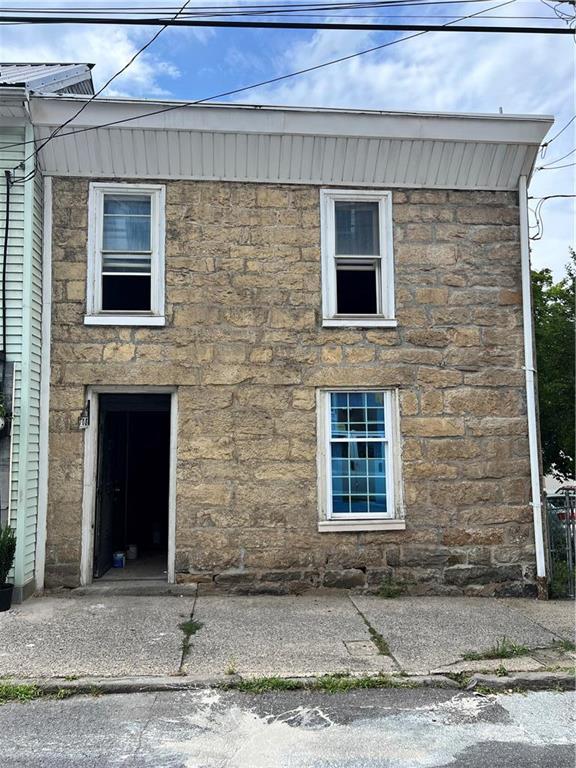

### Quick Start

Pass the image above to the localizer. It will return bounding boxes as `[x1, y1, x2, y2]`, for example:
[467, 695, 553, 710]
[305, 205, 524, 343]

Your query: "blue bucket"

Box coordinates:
[112, 551, 125, 568]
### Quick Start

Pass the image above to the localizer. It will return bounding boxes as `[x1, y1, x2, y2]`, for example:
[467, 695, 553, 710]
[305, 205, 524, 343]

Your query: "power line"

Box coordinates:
[536, 160, 576, 170]
[540, 115, 576, 157]
[0, 14, 571, 31]
[3, 0, 515, 161]
[18, 0, 195, 183]
[540, 145, 576, 166]
[528, 194, 576, 199]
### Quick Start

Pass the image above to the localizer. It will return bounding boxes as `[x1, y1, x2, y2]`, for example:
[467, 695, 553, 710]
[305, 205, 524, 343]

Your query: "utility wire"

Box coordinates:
[536, 160, 576, 170]
[0, 14, 570, 30]
[5, 0, 516, 163]
[18, 0, 195, 183]
[540, 115, 576, 158]
[540, 145, 576, 166]
[528, 193, 576, 199]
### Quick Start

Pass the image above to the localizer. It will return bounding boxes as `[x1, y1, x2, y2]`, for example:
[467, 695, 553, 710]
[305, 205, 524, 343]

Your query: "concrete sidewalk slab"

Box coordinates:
[0, 595, 194, 677]
[185, 594, 395, 678]
[352, 596, 562, 675]
[501, 599, 576, 642]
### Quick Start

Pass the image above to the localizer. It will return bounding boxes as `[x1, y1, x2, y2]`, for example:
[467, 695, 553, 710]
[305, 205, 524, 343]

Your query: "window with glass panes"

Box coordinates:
[320, 190, 395, 327]
[327, 391, 394, 518]
[87, 183, 165, 321]
[101, 194, 153, 311]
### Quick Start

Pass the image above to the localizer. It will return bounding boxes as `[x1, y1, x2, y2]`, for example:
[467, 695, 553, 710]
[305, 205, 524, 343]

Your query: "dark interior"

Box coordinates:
[102, 275, 151, 311]
[336, 267, 378, 314]
[94, 394, 170, 579]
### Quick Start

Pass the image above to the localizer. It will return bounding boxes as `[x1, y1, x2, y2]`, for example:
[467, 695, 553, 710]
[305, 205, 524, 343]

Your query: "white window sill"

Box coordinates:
[322, 317, 398, 328]
[84, 315, 166, 327]
[318, 519, 406, 533]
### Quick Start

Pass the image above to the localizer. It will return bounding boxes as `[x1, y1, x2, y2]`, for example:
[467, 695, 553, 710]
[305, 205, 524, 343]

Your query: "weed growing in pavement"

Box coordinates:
[0, 683, 75, 705]
[229, 673, 416, 694]
[553, 639, 576, 653]
[224, 659, 237, 676]
[367, 625, 391, 656]
[0, 683, 41, 705]
[462, 637, 531, 661]
[494, 664, 509, 677]
[377, 575, 403, 599]
[179, 618, 204, 660]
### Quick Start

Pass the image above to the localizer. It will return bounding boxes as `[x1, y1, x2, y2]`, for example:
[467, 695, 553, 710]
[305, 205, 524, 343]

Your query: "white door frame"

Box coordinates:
[80, 385, 178, 586]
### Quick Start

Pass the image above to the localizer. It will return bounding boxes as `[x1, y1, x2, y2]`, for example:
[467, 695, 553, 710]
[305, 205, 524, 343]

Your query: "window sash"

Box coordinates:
[88, 184, 165, 317]
[320, 190, 394, 323]
[321, 390, 396, 521]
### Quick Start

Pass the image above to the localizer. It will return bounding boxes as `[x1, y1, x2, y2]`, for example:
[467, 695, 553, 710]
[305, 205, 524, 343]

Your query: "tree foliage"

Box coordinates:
[532, 250, 575, 478]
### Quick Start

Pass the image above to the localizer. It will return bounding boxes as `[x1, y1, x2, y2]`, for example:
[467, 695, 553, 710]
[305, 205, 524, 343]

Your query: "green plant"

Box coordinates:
[0, 683, 40, 705]
[377, 575, 403, 599]
[230, 673, 416, 695]
[549, 560, 574, 600]
[224, 659, 237, 676]
[462, 637, 531, 661]
[495, 664, 509, 677]
[179, 618, 203, 660]
[552, 639, 576, 653]
[0, 524, 16, 587]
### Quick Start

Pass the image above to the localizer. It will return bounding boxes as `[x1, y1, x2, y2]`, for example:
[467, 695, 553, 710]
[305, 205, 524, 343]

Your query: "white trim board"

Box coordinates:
[35, 176, 52, 591]
[80, 386, 177, 586]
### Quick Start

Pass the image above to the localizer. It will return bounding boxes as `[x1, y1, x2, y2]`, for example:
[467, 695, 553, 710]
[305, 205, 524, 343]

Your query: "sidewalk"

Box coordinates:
[0, 591, 574, 682]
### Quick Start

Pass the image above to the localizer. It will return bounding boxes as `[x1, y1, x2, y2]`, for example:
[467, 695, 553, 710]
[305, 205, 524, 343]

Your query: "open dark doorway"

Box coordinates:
[93, 393, 171, 581]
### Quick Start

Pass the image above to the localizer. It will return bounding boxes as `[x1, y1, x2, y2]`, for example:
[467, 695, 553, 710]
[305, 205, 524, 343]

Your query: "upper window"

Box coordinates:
[320, 189, 395, 328]
[317, 389, 404, 531]
[86, 183, 165, 326]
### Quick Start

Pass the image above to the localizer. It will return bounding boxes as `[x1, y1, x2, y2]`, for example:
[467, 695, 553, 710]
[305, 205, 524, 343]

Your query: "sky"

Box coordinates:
[1, 1, 574, 278]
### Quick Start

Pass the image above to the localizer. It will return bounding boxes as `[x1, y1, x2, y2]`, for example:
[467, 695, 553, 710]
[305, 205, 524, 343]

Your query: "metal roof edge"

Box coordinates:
[29, 96, 554, 145]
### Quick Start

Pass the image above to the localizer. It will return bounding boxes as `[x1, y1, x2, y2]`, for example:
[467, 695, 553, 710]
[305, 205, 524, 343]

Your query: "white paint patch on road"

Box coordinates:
[157, 691, 576, 768]
[500, 691, 576, 744]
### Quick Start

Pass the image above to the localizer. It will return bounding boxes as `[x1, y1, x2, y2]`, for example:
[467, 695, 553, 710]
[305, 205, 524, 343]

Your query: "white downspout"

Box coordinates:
[519, 174, 547, 595]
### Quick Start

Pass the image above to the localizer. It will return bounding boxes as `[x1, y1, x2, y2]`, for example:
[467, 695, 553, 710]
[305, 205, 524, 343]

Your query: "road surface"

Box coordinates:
[1, 687, 574, 766]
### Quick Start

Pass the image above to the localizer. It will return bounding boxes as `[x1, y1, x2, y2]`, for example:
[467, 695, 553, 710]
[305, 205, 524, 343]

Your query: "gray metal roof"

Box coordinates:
[0, 63, 94, 95]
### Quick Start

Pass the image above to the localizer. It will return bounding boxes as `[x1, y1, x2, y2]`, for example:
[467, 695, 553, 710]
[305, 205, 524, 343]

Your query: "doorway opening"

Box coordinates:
[93, 393, 171, 581]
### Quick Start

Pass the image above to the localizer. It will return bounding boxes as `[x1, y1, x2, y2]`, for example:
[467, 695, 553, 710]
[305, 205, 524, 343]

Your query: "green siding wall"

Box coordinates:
[0, 121, 43, 590]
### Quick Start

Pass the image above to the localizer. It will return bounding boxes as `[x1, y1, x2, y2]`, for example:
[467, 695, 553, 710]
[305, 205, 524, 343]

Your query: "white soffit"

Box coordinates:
[30, 97, 553, 190]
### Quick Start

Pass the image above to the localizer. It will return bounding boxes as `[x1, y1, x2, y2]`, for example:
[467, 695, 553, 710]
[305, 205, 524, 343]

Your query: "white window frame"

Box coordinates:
[317, 388, 405, 533]
[85, 182, 166, 326]
[320, 188, 396, 328]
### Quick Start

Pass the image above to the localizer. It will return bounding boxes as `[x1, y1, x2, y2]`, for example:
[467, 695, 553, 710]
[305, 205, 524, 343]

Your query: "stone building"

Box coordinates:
[15, 95, 554, 596]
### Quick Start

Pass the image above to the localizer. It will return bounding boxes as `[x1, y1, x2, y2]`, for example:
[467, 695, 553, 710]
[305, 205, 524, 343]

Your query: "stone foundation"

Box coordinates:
[45, 178, 536, 596]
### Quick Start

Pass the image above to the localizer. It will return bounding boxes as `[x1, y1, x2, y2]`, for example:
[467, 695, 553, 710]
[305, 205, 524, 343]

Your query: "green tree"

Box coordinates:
[532, 250, 575, 478]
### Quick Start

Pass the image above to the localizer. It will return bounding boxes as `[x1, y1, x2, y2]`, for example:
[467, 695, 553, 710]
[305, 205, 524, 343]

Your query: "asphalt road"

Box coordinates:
[1, 687, 574, 767]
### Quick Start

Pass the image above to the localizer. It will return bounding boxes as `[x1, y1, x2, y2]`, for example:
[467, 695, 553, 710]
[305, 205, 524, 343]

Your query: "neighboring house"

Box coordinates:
[2, 81, 554, 597]
[0, 63, 94, 601]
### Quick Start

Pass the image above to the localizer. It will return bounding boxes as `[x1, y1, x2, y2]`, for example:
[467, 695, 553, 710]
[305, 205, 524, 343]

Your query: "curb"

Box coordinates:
[6, 670, 574, 696]
[466, 671, 576, 692]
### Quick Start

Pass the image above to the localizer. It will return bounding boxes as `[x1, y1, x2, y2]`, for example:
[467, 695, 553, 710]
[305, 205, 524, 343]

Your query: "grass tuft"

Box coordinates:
[0, 683, 41, 705]
[367, 625, 390, 656]
[377, 575, 403, 599]
[230, 673, 415, 694]
[553, 639, 576, 654]
[462, 637, 531, 661]
[179, 618, 204, 660]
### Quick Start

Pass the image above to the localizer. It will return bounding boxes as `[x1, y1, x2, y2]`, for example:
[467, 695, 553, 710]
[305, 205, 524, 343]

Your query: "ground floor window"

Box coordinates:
[318, 389, 402, 525]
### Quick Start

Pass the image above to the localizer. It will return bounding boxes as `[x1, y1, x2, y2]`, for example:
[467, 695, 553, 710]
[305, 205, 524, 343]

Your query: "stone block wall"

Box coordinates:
[46, 178, 535, 595]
